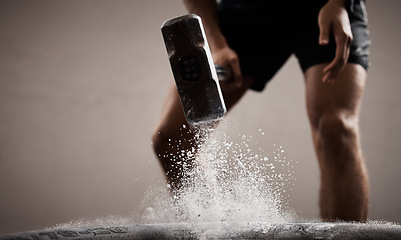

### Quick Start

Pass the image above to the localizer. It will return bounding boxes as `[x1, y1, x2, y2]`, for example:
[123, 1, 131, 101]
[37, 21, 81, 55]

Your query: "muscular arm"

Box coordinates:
[183, 0, 243, 89]
[183, 0, 225, 52]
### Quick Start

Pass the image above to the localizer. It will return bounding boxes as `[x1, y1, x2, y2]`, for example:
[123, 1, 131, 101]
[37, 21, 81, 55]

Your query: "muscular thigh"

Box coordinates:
[305, 63, 367, 127]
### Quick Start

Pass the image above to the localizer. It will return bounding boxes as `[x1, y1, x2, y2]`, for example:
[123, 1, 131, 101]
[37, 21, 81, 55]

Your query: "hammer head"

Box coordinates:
[161, 14, 226, 125]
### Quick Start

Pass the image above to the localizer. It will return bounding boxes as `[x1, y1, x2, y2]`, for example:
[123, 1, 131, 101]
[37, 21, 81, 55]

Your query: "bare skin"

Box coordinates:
[305, 63, 369, 221]
[152, 0, 369, 221]
[152, 77, 254, 189]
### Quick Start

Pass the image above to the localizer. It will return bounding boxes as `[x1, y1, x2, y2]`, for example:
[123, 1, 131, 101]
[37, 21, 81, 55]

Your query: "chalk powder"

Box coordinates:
[139, 118, 297, 234]
[49, 118, 401, 239]
[52, 118, 298, 236]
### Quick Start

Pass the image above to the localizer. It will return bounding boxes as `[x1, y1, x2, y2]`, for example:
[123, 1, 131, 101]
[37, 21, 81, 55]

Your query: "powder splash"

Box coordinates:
[139, 119, 297, 231]
[44, 118, 401, 239]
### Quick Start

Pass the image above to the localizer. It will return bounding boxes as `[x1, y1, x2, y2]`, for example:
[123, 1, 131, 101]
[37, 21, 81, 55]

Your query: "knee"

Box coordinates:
[151, 126, 191, 160]
[318, 113, 356, 138]
[152, 126, 195, 185]
[151, 128, 176, 175]
[151, 128, 169, 157]
[313, 113, 359, 159]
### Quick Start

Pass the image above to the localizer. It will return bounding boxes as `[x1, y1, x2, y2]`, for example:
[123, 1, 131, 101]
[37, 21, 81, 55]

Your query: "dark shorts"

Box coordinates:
[218, 0, 370, 91]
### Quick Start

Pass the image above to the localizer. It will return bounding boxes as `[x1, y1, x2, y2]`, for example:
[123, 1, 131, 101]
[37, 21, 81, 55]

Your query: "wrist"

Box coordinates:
[206, 31, 228, 53]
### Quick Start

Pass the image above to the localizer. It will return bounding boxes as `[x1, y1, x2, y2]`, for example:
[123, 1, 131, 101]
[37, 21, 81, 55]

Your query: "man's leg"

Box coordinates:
[305, 63, 369, 222]
[152, 77, 253, 190]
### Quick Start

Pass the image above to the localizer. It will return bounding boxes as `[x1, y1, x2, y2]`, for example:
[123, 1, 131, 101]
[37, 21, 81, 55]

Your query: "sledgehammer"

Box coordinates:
[161, 14, 229, 125]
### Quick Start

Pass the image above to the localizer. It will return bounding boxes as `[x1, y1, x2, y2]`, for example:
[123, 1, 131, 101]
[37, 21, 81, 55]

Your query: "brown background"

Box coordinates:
[1, 0, 400, 234]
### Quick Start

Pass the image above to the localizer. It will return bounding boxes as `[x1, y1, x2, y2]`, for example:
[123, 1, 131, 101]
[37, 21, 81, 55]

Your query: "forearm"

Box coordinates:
[183, 0, 243, 88]
[182, 0, 227, 52]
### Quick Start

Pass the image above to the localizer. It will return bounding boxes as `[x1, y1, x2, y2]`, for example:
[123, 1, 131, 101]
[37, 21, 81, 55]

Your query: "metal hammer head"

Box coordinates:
[161, 14, 227, 125]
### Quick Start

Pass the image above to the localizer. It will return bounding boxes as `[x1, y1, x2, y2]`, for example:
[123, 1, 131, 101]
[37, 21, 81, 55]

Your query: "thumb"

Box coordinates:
[228, 57, 242, 88]
[319, 21, 330, 45]
[232, 65, 243, 88]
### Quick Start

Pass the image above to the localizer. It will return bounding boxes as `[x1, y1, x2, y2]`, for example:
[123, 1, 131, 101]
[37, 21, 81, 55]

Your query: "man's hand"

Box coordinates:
[212, 45, 243, 92]
[318, 0, 353, 84]
[183, 0, 243, 91]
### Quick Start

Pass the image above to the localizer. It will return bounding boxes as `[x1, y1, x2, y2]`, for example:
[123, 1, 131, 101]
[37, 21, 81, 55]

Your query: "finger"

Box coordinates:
[322, 63, 341, 84]
[230, 58, 242, 88]
[318, 20, 330, 45]
[344, 34, 352, 62]
[322, 34, 349, 83]
[322, 70, 335, 84]
[335, 34, 347, 63]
